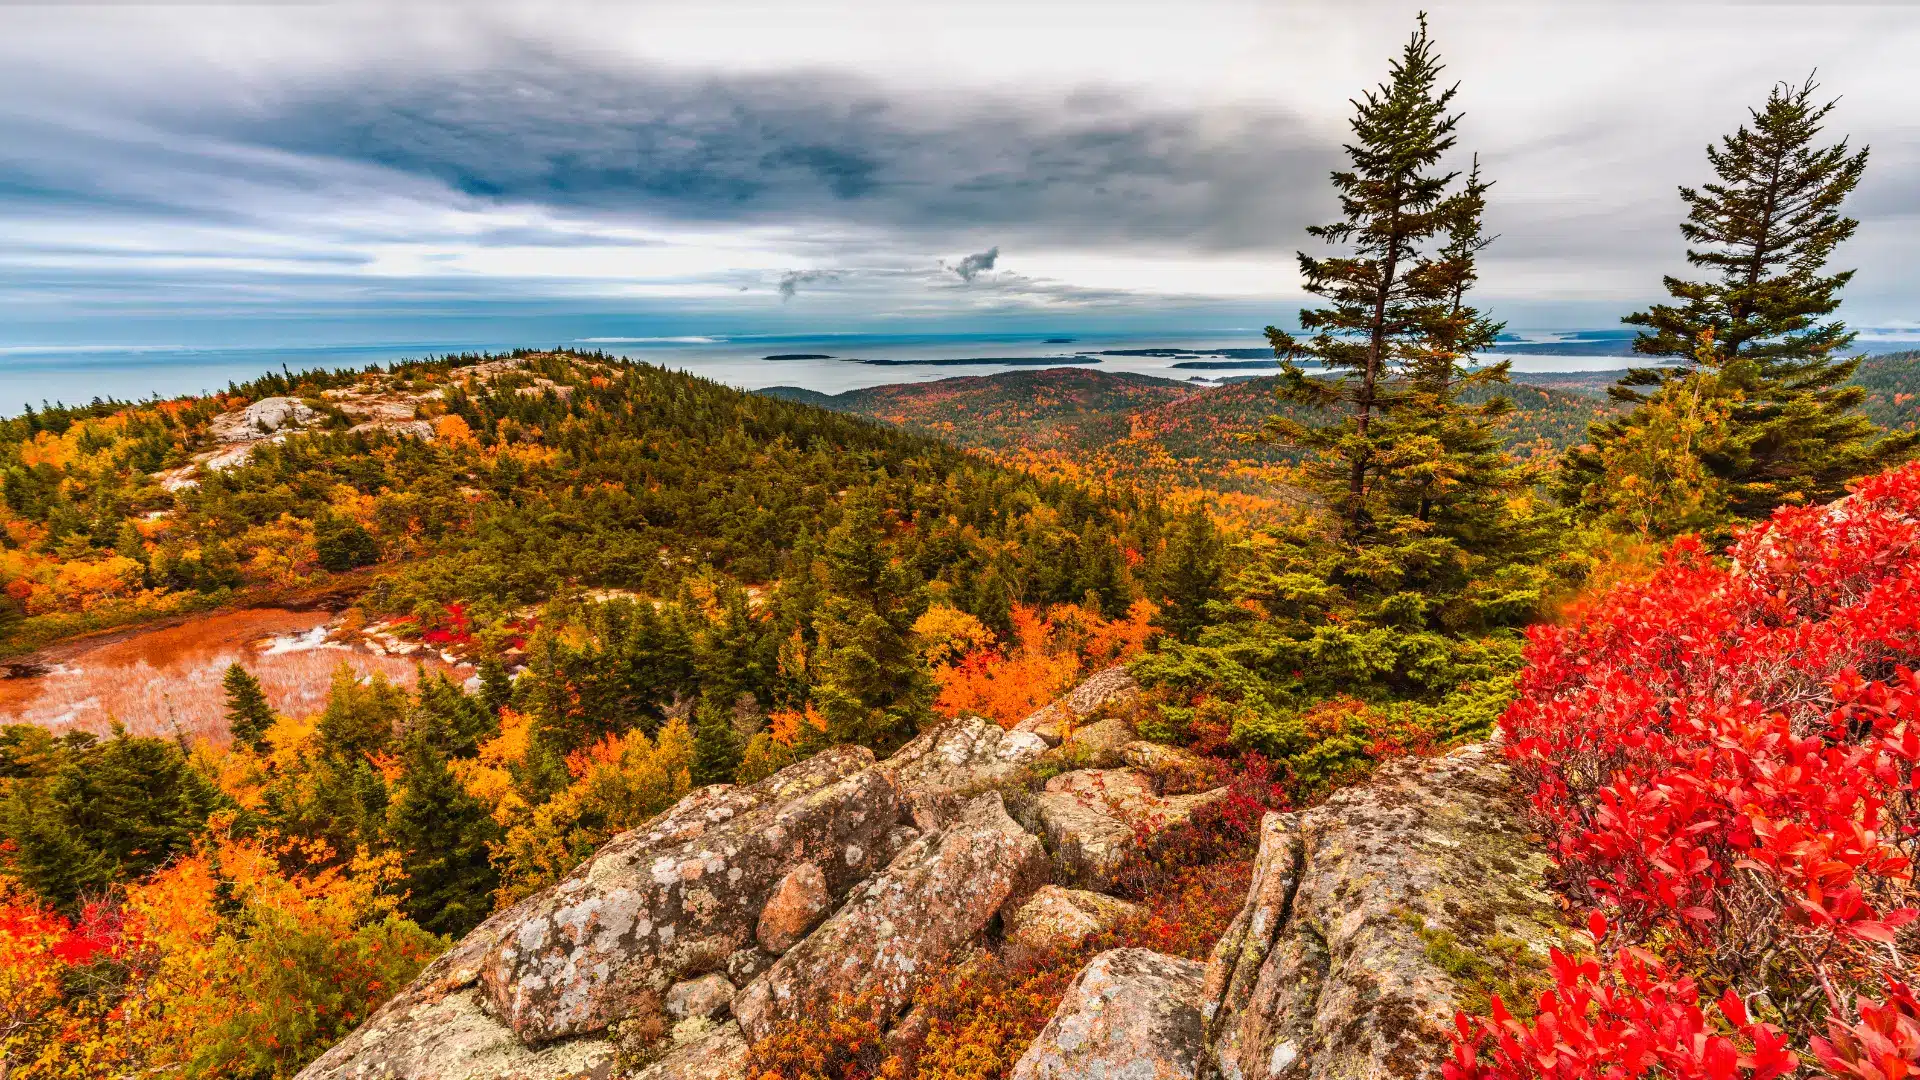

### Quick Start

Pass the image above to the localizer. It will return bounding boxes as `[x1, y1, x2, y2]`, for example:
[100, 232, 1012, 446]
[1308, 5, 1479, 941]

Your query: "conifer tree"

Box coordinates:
[691, 699, 742, 786]
[478, 657, 514, 717]
[1156, 507, 1225, 642]
[0, 731, 225, 910]
[387, 713, 499, 938]
[222, 663, 276, 753]
[1389, 158, 1517, 538]
[809, 487, 931, 751]
[1564, 76, 1914, 520]
[1263, 15, 1507, 540]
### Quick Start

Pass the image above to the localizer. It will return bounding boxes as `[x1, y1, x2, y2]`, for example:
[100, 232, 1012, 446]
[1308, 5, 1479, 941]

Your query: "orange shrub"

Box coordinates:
[6, 822, 440, 1080]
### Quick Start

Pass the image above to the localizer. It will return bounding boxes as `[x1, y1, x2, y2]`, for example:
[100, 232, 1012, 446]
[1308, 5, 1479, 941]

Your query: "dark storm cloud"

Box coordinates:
[166, 62, 1333, 251]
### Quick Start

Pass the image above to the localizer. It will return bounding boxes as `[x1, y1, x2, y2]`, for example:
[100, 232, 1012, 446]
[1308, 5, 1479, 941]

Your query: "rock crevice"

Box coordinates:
[1199, 741, 1562, 1080]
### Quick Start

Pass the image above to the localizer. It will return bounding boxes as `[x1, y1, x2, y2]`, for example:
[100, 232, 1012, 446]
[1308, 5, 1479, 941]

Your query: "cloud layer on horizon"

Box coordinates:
[2, 0, 1918, 337]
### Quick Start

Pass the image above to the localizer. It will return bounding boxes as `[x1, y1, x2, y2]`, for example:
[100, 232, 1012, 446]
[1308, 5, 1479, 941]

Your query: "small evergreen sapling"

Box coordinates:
[221, 663, 275, 752]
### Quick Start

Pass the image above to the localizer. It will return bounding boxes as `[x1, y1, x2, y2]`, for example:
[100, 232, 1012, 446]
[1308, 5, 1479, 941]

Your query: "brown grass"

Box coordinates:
[0, 608, 470, 743]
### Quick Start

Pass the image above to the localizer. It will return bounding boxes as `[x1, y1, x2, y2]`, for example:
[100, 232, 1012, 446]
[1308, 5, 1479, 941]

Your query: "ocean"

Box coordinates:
[0, 332, 1695, 416]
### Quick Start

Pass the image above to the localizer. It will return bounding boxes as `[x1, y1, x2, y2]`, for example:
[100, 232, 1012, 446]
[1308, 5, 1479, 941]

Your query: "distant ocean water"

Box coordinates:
[2, 330, 1912, 416]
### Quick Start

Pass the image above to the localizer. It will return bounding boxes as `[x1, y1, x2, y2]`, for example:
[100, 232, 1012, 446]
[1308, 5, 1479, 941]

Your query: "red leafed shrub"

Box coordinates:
[1449, 914, 1795, 1080]
[1452, 462, 1920, 1079]
[421, 601, 474, 646]
[1813, 981, 1920, 1080]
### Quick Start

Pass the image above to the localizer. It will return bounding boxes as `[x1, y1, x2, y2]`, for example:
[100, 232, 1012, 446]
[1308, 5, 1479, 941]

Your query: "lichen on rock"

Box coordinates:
[1200, 741, 1562, 1080]
[1009, 948, 1208, 1080]
[732, 792, 1050, 1041]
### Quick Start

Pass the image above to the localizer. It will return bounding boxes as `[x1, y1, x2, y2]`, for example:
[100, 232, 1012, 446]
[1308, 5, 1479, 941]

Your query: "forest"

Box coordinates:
[5, 16, 1920, 1080]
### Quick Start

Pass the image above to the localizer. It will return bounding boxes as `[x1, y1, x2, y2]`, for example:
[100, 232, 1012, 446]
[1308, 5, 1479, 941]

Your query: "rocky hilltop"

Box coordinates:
[299, 670, 1560, 1080]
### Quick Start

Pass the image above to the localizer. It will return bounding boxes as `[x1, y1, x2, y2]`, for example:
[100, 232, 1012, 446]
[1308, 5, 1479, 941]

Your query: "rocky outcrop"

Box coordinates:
[295, 987, 619, 1080]
[218, 396, 318, 440]
[733, 793, 1049, 1040]
[480, 746, 900, 1044]
[304, 664, 1551, 1080]
[1004, 885, 1145, 953]
[1010, 948, 1208, 1080]
[1035, 768, 1228, 890]
[1013, 665, 1140, 746]
[883, 715, 1048, 829]
[1200, 741, 1560, 1080]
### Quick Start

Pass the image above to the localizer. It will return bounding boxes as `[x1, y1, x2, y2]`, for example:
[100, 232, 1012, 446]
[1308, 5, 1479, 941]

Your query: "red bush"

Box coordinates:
[1452, 463, 1920, 1080]
[420, 602, 474, 646]
[1449, 915, 1794, 1080]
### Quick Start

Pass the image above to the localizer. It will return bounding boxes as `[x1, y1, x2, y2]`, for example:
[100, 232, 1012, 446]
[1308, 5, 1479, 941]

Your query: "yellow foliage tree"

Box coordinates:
[1578, 359, 1740, 539]
[910, 605, 997, 668]
[491, 718, 694, 906]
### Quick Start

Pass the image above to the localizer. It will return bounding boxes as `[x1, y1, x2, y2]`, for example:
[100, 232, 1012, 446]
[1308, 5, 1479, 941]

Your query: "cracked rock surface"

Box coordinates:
[884, 714, 1049, 796]
[1200, 742, 1560, 1080]
[733, 792, 1049, 1040]
[478, 745, 900, 1044]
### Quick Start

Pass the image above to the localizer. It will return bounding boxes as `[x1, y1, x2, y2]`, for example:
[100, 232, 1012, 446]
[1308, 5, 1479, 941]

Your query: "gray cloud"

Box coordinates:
[777, 269, 839, 300]
[2, 3, 1918, 332]
[948, 246, 999, 282]
[120, 60, 1332, 252]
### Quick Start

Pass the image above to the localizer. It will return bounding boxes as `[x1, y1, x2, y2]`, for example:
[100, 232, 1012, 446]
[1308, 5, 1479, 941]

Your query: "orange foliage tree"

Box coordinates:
[926, 600, 1158, 728]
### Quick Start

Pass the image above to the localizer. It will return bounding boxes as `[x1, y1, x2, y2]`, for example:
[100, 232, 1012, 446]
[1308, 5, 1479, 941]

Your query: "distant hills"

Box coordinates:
[1856, 350, 1920, 433]
[761, 352, 1920, 505]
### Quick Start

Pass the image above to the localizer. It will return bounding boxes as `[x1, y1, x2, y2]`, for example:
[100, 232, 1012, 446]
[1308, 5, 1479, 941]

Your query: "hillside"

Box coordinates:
[1856, 349, 1920, 433]
[0, 353, 1171, 656]
[0, 352, 1194, 753]
[771, 356, 1920, 509]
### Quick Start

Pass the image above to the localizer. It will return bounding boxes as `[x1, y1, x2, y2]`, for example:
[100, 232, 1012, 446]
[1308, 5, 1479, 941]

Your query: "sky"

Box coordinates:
[2, 0, 1918, 353]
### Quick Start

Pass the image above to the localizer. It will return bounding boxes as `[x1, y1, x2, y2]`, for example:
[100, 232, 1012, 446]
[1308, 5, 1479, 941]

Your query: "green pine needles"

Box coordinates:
[1263, 14, 1517, 546]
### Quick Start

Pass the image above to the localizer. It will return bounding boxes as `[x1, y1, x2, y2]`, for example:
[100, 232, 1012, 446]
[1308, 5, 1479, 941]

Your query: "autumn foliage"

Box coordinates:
[1450, 462, 1920, 1080]
[923, 600, 1158, 728]
[1, 822, 439, 1079]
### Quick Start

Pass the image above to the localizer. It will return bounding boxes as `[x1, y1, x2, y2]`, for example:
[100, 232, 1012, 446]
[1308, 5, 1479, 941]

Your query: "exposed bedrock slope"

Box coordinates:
[300, 671, 1551, 1080]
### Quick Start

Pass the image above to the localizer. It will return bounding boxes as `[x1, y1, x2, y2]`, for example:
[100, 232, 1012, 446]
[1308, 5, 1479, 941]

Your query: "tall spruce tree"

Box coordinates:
[1264, 15, 1508, 541]
[1390, 157, 1517, 537]
[1563, 76, 1914, 521]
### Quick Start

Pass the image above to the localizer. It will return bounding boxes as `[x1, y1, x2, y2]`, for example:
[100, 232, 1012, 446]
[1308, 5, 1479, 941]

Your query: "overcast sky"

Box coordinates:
[2, 0, 1917, 345]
